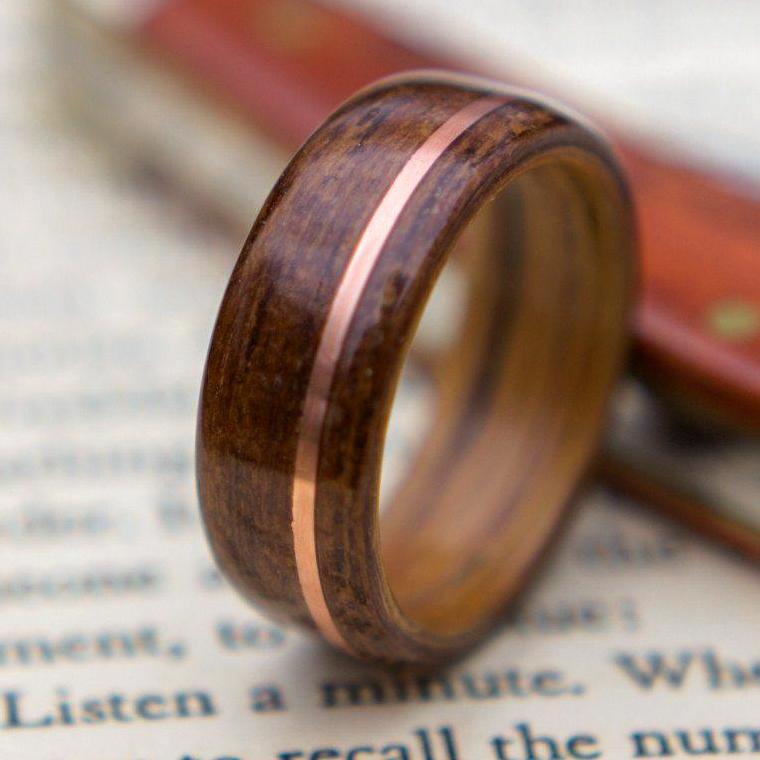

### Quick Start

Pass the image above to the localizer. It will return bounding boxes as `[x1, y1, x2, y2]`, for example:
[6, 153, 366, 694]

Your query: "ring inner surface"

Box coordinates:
[379, 155, 628, 638]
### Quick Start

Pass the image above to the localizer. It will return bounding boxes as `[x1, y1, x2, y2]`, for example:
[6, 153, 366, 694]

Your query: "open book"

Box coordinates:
[3, 3, 760, 758]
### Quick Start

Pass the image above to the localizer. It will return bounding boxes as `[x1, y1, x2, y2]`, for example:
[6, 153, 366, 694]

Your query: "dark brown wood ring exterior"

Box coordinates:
[197, 72, 637, 664]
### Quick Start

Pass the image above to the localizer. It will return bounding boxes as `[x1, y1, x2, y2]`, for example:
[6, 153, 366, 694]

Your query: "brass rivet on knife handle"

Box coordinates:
[196, 72, 637, 664]
[707, 300, 759, 342]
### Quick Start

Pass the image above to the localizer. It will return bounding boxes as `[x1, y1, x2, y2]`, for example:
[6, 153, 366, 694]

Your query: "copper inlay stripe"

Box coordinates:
[292, 95, 508, 651]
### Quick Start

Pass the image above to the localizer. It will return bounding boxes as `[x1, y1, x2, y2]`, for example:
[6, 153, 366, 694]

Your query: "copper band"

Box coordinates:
[292, 95, 508, 651]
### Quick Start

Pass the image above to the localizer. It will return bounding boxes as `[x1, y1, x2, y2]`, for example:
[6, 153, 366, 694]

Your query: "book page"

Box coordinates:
[3, 4, 760, 760]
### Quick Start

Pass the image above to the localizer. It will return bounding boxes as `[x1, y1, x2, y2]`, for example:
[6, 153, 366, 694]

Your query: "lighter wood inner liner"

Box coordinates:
[381, 157, 628, 636]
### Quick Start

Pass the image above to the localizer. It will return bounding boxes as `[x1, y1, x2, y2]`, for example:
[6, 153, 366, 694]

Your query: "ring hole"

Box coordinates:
[380, 262, 468, 509]
[379, 153, 631, 638]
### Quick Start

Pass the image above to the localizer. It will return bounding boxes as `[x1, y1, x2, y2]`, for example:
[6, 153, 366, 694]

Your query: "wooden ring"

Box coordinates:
[197, 72, 636, 664]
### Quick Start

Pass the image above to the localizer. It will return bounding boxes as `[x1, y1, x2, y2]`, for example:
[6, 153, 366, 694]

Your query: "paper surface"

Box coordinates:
[3, 4, 760, 759]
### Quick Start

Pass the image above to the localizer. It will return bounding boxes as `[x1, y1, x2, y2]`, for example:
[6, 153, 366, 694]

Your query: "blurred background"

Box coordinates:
[51, 0, 760, 220]
[1, 1, 760, 756]
[44, 0, 760, 548]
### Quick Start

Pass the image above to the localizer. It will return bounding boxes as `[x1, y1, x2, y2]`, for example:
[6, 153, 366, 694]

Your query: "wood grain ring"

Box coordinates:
[197, 72, 637, 664]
